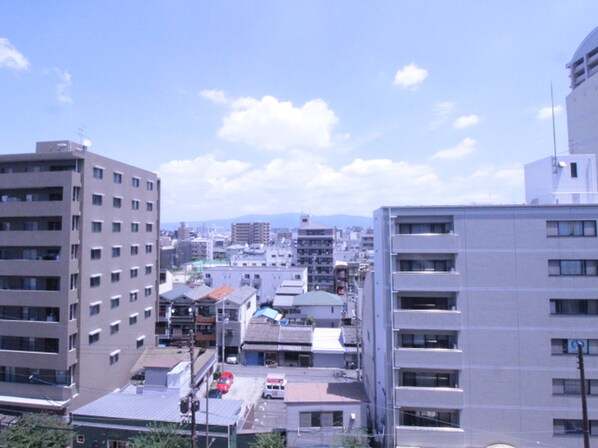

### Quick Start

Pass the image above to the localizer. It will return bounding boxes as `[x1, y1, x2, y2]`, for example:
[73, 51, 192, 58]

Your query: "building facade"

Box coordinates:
[370, 204, 598, 448]
[230, 221, 271, 245]
[295, 215, 336, 292]
[0, 140, 159, 413]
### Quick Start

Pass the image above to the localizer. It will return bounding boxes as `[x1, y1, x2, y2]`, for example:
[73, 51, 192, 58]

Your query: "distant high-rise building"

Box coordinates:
[567, 26, 598, 180]
[230, 222, 270, 245]
[0, 140, 159, 414]
[177, 221, 191, 240]
[295, 215, 335, 292]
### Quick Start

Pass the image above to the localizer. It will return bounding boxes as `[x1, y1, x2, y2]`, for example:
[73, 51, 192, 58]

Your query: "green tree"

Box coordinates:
[250, 431, 286, 448]
[338, 432, 370, 448]
[4, 413, 73, 448]
[129, 422, 188, 448]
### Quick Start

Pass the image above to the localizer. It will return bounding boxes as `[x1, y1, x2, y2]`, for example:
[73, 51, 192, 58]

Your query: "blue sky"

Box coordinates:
[1, 2, 597, 222]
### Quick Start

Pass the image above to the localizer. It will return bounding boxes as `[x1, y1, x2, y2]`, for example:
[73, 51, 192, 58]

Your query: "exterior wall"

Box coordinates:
[374, 205, 598, 448]
[285, 305, 343, 327]
[312, 352, 344, 368]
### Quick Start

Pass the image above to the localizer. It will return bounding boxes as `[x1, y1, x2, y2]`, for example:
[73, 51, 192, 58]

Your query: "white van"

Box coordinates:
[262, 373, 286, 399]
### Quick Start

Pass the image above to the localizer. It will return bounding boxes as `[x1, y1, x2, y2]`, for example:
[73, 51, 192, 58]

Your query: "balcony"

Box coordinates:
[394, 348, 463, 370]
[393, 272, 460, 292]
[395, 386, 463, 408]
[393, 310, 461, 331]
[196, 315, 216, 324]
[392, 233, 458, 253]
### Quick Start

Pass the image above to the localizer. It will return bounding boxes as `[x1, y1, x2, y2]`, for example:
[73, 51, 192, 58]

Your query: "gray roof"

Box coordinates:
[272, 295, 295, 308]
[184, 285, 214, 301]
[73, 387, 242, 427]
[293, 290, 344, 306]
[244, 321, 313, 345]
[160, 285, 193, 301]
[225, 285, 256, 306]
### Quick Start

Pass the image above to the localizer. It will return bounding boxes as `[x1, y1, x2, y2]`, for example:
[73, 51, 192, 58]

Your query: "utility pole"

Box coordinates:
[189, 331, 198, 448]
[577, 341, 590, 448]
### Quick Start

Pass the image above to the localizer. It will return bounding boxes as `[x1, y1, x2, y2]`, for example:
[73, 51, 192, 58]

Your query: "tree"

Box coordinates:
[4, 413, 73, 448]
[249, 431, 286, 448]
[337, 432, 370, 448]
[128, 423, 188, 448]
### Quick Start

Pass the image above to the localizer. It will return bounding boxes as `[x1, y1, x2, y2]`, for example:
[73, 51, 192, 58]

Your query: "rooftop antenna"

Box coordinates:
[551, 83, 558, 160]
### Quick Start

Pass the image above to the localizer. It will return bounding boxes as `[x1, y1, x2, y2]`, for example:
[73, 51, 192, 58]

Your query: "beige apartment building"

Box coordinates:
[0, 140, 159, 414]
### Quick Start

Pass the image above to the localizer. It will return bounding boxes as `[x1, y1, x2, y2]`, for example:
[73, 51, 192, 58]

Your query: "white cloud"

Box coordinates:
[428, 101, 455, 129]
[55, 69, 73, 104]
[431, 137, 477, 160]
[536, 105, 563, 120]
[393, 63, 428, 90]
[0, 38, 29, 70]
[200, 89, 228, 104]
[453, 114, 480, 129]
[217, 95, 339, 151]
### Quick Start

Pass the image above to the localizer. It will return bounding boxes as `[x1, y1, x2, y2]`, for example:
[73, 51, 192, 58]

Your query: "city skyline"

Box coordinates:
[1, 2, 597, 221]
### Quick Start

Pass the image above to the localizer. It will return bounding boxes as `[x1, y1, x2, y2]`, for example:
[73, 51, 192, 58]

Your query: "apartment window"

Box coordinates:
[146, 222, 153, 232]
[90, 275, 101, 288]
[401, 409, 459, 428]
[131, 245, 139, 255]
[88, 329, 101, 344]
[547, 220, 596, 237]
[112, 221, 122, 233]
[145, 244, 153, 254]
[553, 419, 598, 436]
[91, 221, 102, 233]
[109, 350, 120, 365]
[401, 370, 457, 388]
[68, 333, 77, 350]
[553, 378, 598, 395]
[131, 222, 139, 232]
[72, 186, 80, 201]
[136, 336, 145, 348]
[70, 244, 79, 260]
[551, 338, 598, 355]
[146, 202, 154, 212]
[110, 322, 120, 335]
[399, 259, 452, 272]
[132, 177, 140, 188]
[299, 411, 343, 428]
[131, 199, 140, 210]
[550, 299, 598, 315]
[92, 194, 103, 206]
[92, 167, 103, 179]
[72, 215, 80, 231]
[112, 246, 121, 258]
[70, 273, 78, 290]
[399, 296, 454, 311]
[400, 333, 456, 349]
[398, 223, 451, 234]
[111, 271, 121, 283]
[146, 180, 154, 191]
[571, 162, 578, 178]
[549, 260, 598, 276]
[129, 314, 138, 325]
[144, 307, 152, 318]
[144, 286, 152, 297]
[111, 296, 121, 309]
[113, 197, 122, 208]
[130, 268, 138, 278]
[69, 303, 78, 320]
[130, 291, 138, 302]
[145, 265, 152, 275]
[90, 248, 101, 260]
[89, 302, 101, 316]
[113, 172, 122, 184]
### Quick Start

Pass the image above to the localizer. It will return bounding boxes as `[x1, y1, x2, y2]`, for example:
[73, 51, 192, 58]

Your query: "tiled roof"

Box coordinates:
[225, 285, 256, 305]
[159, 285, 193, 301]
[293, 290, 344, 306]
[184, 285, 214, 301]
[207, 285, 235, 300]
[244, 321, 313, 345]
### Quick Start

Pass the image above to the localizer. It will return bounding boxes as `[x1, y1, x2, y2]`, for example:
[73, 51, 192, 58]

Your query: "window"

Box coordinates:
[144, 307, 152, 318]
[553, 378, 598, 395]
[401, 409, 459, 428]
[113, 172, 122, 184]
[146, 202, 154, 212]
[111, 271, 121, 283]
[68, 334, 77, 350]
[299, 411, 344, 428]
[109, 350, 120, 365]
[89, 302, 101, 316]
[131, 222, 139, 232]
[91, 221, 102, 233]
[146, 180, 154, 191]
[92, 167, 103, 179]
[131, 245, 139, 255]
[90, 275, 101, 288]
[70, 273, 78, 290]
[110, 322, 120, 335]
[111, 296, 120, 309]
[112, 246, 121, 258]
[69, 303, 78, 320]
[398, 223, 451, 234]
[72, 186, 80, 201]
[130, 268, 138, 278]
[136, 336, 145, 348]
[131, 199, 140, 210]
[399, 296, 455, 311]
[399, 259, 452, 272]
[146, 222, 153, 232]
[92, 194, 103, 206]
[549, 260, 598, 276]
[553, 419, 598, 436]
[108, 440, 129, 448]
[113, 197, 122, 208]
[132, 177, 140, 187]
[400, 333, 456, 349]
[129, 314, 138, 325]
[112, 221, 121, 233]
[88, 330, 101, 344]
[145, 265, 152, 275]
[145, 244, 153, 254]
[144, 286, 152, 297]
[70, 244, 79, 260]
[90, 248, 101, 260]
[571, 162, 578, 178]
[550, 299, 598, 315]
[551, 338, 598, 355]
[401, 371, 457, 388]
[72, 215, 80, 231]
[130, 291, 138, 302]
[547, 220, 596, 237]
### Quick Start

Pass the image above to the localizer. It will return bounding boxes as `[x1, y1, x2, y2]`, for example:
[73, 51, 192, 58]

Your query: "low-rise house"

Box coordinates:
[277, 290, 345, 327]
[285, 382, 368, 448]
[312, 328, 345, 368]
[217, 285, 258, 360]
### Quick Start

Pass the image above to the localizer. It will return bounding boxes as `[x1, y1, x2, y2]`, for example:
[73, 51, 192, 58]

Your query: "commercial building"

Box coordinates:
[369, 204, 598, 448]
[0, 140, 159, 414]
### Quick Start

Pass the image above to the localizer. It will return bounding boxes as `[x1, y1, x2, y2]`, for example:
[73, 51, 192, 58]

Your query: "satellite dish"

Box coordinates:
[83, 139, 92, 147]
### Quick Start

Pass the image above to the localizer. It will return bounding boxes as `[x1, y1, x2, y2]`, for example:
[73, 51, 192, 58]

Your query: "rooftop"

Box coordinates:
[285, 382, 368, 404]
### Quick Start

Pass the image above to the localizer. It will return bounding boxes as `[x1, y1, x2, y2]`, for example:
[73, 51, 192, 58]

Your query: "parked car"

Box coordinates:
[217, 371, 235, 393]
[208, 389, 223, 399]
[226, 355, 239, 364]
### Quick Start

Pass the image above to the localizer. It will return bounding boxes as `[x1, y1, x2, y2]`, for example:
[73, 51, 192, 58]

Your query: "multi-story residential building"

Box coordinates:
[230, 221, 271, 245]
[295, 215, 336, 292]
[369, 204, 598, 448]
[176, 237, 213, 264]
[567, 26, 598, 177]
[0, 140, 159, 414]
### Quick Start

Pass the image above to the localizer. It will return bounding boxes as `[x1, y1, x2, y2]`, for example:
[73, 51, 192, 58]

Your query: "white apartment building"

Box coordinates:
[0, 140, 159, 414]
[369, 204, 598, 448]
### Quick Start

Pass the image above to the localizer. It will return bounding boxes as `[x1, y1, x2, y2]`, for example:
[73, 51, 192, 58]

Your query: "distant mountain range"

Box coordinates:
[162, 213, 373, 230]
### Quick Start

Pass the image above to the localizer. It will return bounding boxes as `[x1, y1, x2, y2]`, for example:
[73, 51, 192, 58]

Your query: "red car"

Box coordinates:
[217, 371, 235, 394]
